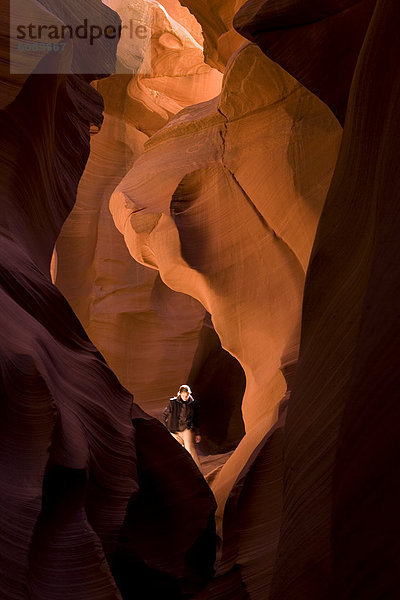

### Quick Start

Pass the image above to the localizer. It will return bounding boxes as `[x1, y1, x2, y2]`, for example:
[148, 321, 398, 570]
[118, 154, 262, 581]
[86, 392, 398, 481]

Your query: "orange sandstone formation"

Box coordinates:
[55, 1, 223, 415]
[269, 1, 400, 597]
[3, 0, 398, 598]
[180, 0, 249, 70]
[0, 2, 216, 598]
[110, 41, 342, 543]
[234, 0, 378, 123]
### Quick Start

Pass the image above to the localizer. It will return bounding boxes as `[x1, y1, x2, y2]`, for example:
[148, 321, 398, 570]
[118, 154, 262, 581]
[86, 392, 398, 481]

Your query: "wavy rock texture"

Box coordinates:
[2, 0, 397, 598]
[0, 2, 216, 598]
[269, 1, 400, 598]
[234, 0, 377, 124]
[54, 2, 233, 433]
[0, 55, 130, 600]
[110, 39, 342, 597]
[196, 397, 288, 600]
[180, 0, 249, 70]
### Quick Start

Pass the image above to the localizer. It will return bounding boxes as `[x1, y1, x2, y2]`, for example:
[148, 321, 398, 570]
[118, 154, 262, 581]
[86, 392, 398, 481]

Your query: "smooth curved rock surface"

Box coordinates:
[0, 52, 129, 600]
[110, 41, 342, 538]
[197, 398, 287, 600]
[0, 3, 216, 598]
[180, 0, 249, 70]
[55, 1, 224, 422]
[234, 0, 377, 124]
[270, 1, 400, 598]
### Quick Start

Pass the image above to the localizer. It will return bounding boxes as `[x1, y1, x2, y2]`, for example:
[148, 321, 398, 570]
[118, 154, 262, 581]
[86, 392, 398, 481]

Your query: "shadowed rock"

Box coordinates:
[0, 2, 216, 598]
[54, 1, 222, 418]
[270, 1, 400, 597]
[197, 398, 287, 600]
[234, 0, 377, 124]
[110, 38, 341, 578]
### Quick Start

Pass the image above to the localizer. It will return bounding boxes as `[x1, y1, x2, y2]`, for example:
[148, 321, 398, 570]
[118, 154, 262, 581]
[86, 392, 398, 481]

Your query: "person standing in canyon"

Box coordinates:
[163, 385, 202, 469]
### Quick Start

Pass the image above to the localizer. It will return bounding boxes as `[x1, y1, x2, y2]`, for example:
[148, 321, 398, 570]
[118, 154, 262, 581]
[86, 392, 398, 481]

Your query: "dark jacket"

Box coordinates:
[163, 395, 200, 435]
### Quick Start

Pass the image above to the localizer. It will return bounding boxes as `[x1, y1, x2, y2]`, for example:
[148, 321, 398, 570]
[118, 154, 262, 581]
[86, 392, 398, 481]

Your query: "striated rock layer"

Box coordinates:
[234, 0, 378, 124]
[179, 0, 249, 70]
[54, 1, 228, 426]
[0, 2, 216, 598]
[270, 0, 400, 597]
[110, 37, 342, 591]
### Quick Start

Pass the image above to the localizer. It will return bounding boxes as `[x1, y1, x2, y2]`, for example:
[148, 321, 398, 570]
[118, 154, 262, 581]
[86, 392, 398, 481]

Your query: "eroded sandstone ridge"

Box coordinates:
[266, 1, 400, 598]
[2, 0, 399, 598]
[110, 34, 342, 595]
[234, 0, 378, 124]
[54, 1, 236, 428]
[0, 2, 216, 598]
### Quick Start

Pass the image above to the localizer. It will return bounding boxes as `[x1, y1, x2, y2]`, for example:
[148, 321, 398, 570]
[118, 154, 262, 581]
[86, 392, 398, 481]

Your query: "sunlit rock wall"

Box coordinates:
[55, 1, 226, 418]
[2, 0, 398, 598]
[180, 0, 249, 70]
[0, 2, 216, 598]
[110, 34, 342, 560]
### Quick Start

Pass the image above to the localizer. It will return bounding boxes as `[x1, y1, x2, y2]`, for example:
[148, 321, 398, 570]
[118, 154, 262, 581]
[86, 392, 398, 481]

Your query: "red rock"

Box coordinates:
[55, 2, 222, 420]
[110, 40, 341, 569]
[0, 4, 216, 597]
[234, 0, 377, 124]
[270, 1, 400, 598]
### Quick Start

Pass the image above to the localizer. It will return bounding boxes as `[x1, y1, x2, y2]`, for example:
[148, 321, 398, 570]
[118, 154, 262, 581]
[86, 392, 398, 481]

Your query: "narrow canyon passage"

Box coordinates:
[1, 1, 399, 599]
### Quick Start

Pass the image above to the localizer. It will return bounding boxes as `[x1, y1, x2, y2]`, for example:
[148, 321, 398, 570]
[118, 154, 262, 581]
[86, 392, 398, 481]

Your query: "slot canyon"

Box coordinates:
[1, 0, 399, 599]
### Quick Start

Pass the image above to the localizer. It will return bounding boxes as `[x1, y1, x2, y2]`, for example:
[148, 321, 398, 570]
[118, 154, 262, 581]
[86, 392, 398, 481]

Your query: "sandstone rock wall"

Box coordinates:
[110, 39, 342, 544]
[180, 0, 248, 70]
[268, 1, 400, 597]
[54, 1, 224, 419]
[0, 2, 216, 598]
[234, 0, 378, 123]
[2, 0, 398, 598]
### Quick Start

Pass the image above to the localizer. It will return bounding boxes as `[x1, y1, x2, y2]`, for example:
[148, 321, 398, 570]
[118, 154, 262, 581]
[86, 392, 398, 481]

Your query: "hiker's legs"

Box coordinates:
[181, 428, 201, 470]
